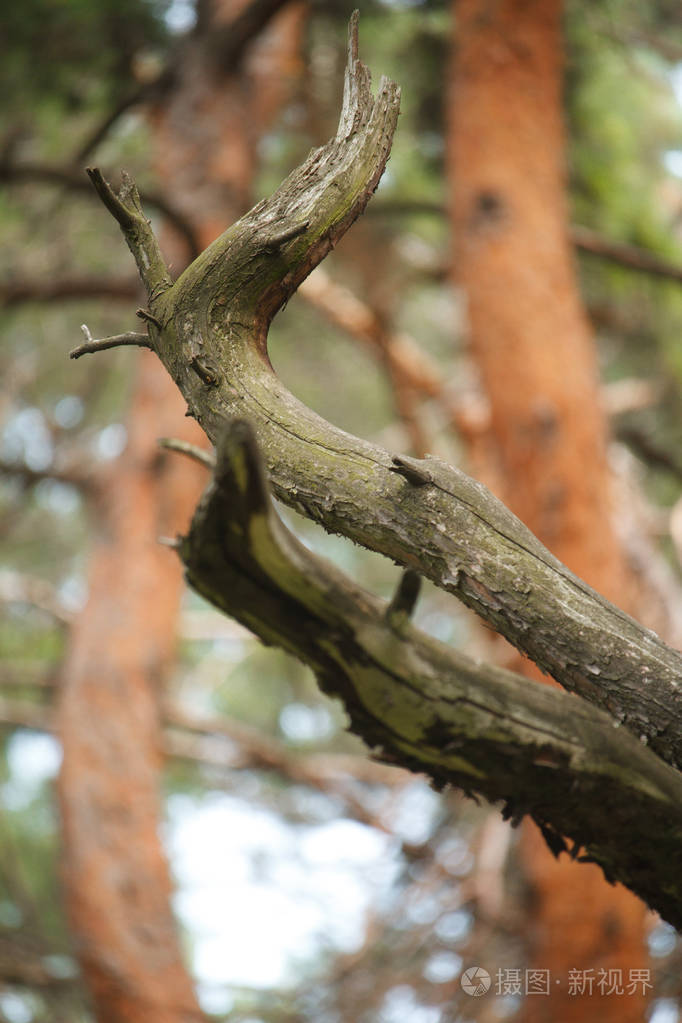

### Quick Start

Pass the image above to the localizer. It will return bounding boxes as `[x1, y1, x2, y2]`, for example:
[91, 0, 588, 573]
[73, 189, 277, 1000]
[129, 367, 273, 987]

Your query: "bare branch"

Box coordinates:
[299, 268, 441, 455]
[0, 275, 139, 306]
[571, 224, 682, 283]
[84, 169, 175, 303]
[87, 14, 682, 772]
[179, 417, 682, 927]
[0, 676, 409, 830]
[617, 424, 682, 483]
[73, 83, 151, 165]
[81, 12, 682, 925]
[164, 702, 411, 829]
[85, 167, 137, 230]
[158, 438, 215, 469]
[69, 325, 151, 360]
[371, 199, 682, 286]
[0, 160, 200, 259]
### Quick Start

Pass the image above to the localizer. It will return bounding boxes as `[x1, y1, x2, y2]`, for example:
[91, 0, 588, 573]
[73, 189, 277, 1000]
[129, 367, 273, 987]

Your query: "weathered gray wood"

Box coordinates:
[82, 14, 682, 920]
[86, 16, 682, 769]
[181, 419, 682, 928]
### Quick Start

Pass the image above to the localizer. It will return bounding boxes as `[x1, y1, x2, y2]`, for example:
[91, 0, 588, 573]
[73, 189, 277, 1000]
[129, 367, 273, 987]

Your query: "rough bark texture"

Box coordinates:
[179, 419, 682, 929]
[448, 1, 650, 1018]
[449, 0, 627, 595]
[82, 15, 682, 930]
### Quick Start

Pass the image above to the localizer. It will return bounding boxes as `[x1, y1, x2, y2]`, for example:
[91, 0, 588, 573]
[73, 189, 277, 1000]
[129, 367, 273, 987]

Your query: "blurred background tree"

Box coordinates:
[2, 1, 682, 1021]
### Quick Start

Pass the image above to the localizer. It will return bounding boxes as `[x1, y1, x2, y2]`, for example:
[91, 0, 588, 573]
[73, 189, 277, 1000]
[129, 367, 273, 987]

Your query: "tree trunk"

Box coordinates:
[448, 1, 649, 1020]
[57, 5, 303, 1020]
[57, 354, 206, 1023]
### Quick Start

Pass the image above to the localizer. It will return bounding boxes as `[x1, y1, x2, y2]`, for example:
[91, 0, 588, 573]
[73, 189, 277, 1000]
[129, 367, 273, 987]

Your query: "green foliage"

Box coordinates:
[1, 0, 171, 113]
[565, 1, 682, 507]
[567, 9, 681, 250]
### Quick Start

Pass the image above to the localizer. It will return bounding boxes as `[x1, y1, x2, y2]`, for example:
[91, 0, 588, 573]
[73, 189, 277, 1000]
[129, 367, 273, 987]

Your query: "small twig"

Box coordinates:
[86, 168, 174, 299]
[70, 325, 151, 360]
[261, 220, 310, 251]
[158, 536, 182, 549]
[158, 437, 215, 469]
[136, 307, 162, 328]
[385, 569, 422, 632]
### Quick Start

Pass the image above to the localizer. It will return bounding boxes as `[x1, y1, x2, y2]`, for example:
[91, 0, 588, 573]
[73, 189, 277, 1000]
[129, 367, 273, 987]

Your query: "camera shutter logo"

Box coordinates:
[461, 967, 491, 996]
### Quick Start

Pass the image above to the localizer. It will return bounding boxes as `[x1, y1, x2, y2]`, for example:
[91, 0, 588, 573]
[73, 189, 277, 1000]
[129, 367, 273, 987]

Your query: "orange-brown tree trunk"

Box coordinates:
[448, 2, 649, 1021]
[57, 5, 304, 1021]
[57, 355, 207, 1023]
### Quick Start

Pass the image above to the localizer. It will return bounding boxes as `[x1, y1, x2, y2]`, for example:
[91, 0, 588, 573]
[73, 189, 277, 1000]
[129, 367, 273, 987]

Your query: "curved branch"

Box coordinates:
[180, 419, 682, 928]
[79, 8, 682, 925]
[84, 18, 682, 773]
[86, 11, 682, 752]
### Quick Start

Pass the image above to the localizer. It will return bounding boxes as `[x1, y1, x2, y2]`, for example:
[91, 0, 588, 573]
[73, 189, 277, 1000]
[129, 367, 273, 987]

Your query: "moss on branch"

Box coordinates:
[179, 419, 682, 928]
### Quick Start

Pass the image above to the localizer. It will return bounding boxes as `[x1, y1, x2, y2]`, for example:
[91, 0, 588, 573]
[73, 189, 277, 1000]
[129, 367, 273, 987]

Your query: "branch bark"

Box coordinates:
[178, 418, 682, 927]
[81, 14, 682, 923]
[87, 21, 682, 770]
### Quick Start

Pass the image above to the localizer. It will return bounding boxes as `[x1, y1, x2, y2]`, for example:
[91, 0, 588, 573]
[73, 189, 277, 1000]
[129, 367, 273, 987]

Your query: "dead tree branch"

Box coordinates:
[69, 325, 151, 360]
[81, 13, 682, 923]
[178, 417, 682, 927]
[0, 275, 139, 306]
